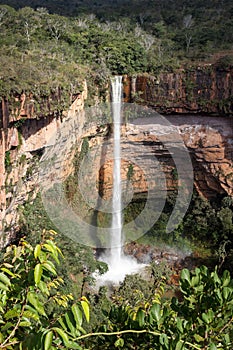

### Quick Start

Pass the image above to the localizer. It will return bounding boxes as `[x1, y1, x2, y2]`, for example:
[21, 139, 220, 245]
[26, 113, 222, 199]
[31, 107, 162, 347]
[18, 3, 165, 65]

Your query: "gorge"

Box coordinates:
[0, 1, 233, 347]
[0, 67, 232, 248]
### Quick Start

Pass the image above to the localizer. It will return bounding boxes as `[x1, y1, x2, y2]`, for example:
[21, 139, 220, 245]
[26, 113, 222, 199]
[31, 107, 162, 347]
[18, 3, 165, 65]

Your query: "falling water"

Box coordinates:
[95, 76, 144, 285]
[110, 75, 123, 265]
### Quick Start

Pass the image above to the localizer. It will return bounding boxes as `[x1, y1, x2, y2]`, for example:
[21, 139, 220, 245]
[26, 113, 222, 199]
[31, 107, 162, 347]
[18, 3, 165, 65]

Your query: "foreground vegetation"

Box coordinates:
[0, 230, 232, 349]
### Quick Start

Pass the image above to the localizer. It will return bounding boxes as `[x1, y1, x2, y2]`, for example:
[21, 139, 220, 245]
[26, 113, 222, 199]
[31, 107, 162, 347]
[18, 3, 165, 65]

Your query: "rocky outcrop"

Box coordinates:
[180, 124, 232, 198]
[92, 117, 232, 201]
[123, 67, 233, 115]
[0, 73, 232, 246]
[0, 82, 87, 245]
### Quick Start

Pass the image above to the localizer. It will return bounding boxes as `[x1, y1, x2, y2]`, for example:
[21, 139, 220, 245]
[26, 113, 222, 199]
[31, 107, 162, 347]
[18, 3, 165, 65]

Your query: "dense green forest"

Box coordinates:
[0, 0, 233, 101]
[0, 0, 233, 349]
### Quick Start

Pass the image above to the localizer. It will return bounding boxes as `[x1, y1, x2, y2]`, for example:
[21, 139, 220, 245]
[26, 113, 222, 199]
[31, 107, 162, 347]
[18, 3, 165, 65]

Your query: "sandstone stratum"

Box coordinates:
[0, 67, 232, 245]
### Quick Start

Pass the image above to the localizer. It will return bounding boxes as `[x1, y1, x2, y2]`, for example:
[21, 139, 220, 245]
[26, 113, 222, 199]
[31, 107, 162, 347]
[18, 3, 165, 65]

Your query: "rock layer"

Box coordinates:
[0, 73, 232, 245]
[94, 118, 232, 201]
[0, 82, 87, 244]
[124, 67, 233, 115]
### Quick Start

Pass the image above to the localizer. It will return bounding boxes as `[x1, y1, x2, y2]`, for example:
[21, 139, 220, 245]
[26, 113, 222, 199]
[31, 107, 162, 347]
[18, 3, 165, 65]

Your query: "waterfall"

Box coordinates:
[95, 76, 144, 285]
[110, 75, 123, 265]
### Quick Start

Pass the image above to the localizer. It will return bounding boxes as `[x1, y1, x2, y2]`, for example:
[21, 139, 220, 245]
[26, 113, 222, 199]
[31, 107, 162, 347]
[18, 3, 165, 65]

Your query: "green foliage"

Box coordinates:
[127, 163, 134, 180]
[4, 150, 11, 171]
[0, 1, 232, 103]
[83, 266, 233, 349]
[0, 230, 90, 349]
[19, 193, 108, 299]
[0, 229, 232, 349]
[137, 192, 233, 262]
[171, 168, 178, 181]
[214, 55, 233, 69]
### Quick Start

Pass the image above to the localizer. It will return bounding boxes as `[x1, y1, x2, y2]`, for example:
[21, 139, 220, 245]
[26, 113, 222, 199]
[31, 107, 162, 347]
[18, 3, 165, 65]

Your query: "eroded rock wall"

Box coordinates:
[124, 67, 233, 115]
[0, 82, 87, 245]
[94, 119, 232, 201]
[0, 71, 232, 245]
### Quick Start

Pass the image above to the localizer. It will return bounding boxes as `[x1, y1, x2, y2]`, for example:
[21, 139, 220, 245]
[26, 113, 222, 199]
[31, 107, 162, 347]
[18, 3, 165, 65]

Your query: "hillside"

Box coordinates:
[0, 0, 232, 103]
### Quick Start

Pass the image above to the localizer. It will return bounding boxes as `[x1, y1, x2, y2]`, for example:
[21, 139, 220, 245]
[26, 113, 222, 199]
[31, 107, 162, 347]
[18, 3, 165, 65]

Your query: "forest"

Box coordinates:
[0, 0, 233, 100]
[0, 0, 233, 349]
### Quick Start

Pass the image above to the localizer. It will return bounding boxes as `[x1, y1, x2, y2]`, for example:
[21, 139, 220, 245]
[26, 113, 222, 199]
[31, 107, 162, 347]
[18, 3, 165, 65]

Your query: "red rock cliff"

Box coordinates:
[93, 118, 232, 201]
[124, 66, 233, 115]
[0, 82, 87, 245]
[0, 73, 232, 246]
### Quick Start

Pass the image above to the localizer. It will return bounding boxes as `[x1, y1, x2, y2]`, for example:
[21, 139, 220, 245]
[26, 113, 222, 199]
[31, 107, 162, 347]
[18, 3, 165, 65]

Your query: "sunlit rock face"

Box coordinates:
[0, 73, 232, 245]
[0, 82, 87, 244]
[179, 122, 232, 198]
[97, 118, 232, 200]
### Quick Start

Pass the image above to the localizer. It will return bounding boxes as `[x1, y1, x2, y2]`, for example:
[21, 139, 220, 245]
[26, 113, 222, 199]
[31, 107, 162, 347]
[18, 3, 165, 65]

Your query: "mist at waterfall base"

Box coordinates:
[95, 76, 145, 286]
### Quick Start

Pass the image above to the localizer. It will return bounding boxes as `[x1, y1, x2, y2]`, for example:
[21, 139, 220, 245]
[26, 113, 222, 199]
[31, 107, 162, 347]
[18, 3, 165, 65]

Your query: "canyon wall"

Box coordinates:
[124, 66, 233, 115]
[92, 118, 232, 201]
[0, 67, 232, 245]
[0, 83, 87, 245]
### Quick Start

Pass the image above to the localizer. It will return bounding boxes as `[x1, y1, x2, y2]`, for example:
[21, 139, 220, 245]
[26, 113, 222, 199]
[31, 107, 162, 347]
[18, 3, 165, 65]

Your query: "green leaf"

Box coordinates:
[159, 334, 169, 348]
[176, 318, 183, 333]
[34, 264, 43, 285]
[0, 281, 9, 291]
[0, 272, 11, 286]
[43, 243, 59, 264]
[76, 325, 86, 335]
[38, 280, 49, 296]
[71, 304, 83, 327]
[150, 303, 161, 322]
[52, 327, 69, 345]
[224, 333, 230, 344]
[65, 342, 82, 350]
[190, 275, 199, 287]
[27, 291, 46, 317]
[44, 243, 56, 255]
[180, 269, 190, 283]
[1, 321, 14, 332]
[64, 312, 76, 335]
[136, 308, 145, 327]
[46, 240, 62, 257]
[19, 320, 31, 327]
[212, 270, 221, 285]
[209, 343, 217, 350]
[222, 270, 231, 287]
[23, 310, 40, 322]
[44, 331, 53, 350]
[81, 297, 89, 323]
[114, 338, 124, 348]
[175, 340, 184, 350]
[34, 244, 41, 259]
[24, 305, 40, 321]
[0, 332, 3, 343]
[223, 287, 232, 300]
[202, 312, 212, 324]
[42, 261, 57, 276]
[5, 309, 20, 320]
[58, 317, 68, 331]
[216, 289, 223, 303]
[1, 267, 15, 278]
[193, 334, 204, 342]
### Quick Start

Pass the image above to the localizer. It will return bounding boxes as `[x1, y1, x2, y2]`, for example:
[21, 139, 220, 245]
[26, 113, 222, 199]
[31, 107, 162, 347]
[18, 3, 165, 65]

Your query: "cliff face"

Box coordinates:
[95, 118, 232, 201]
[124, 67, 233, 115]
[0, 70, 232, 245]
[0, 83, 87, 245]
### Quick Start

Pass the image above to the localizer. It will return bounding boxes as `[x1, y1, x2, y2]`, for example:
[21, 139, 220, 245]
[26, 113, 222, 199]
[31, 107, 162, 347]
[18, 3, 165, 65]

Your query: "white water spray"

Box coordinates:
[95, 76, 145, 285]
[110, 75, 123, 265]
